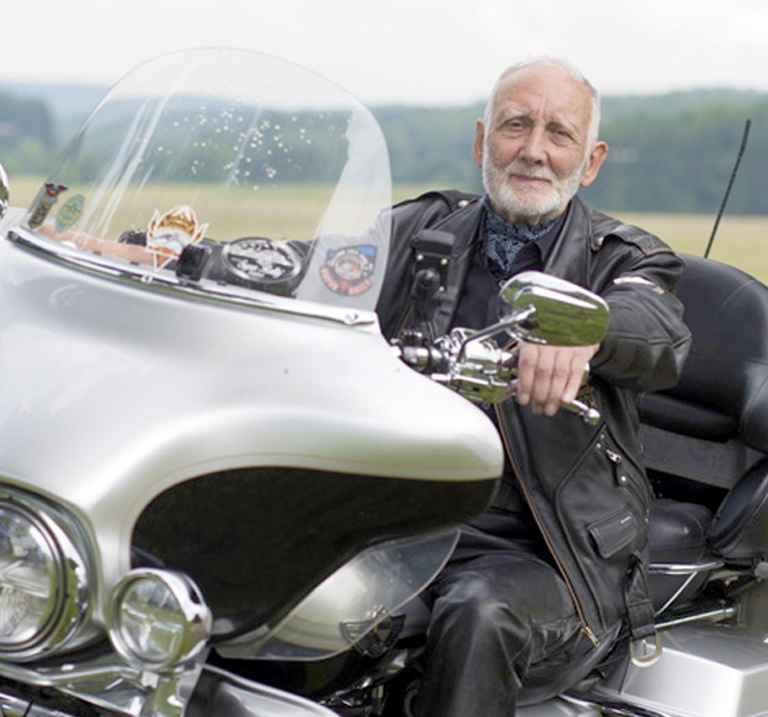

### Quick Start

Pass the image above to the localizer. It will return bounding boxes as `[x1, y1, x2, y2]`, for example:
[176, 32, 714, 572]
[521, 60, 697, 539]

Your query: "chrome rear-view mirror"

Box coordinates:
[499, 271, 609, 346]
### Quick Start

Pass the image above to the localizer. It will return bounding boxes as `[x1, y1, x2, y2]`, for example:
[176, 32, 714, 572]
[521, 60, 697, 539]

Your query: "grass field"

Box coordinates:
[614, 212, 768, 283]
[9, 178, 768, 283]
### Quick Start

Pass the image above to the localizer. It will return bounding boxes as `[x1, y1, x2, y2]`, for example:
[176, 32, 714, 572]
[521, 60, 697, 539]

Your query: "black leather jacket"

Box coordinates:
[376, 192, 692, 646]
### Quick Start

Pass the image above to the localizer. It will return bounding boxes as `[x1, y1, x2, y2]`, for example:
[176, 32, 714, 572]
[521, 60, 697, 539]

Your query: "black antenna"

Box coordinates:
[705, 118, 751, 258]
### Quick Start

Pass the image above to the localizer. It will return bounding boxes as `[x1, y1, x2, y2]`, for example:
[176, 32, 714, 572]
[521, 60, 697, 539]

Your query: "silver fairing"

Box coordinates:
[0, 50, 503, 626]
[0, 230, 502, 618]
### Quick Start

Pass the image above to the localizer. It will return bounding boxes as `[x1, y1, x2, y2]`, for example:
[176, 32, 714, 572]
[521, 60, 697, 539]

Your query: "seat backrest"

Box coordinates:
[638, 253, 768, 454]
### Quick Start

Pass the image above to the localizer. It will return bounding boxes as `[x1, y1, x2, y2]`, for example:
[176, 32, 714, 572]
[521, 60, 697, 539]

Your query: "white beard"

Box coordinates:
[482, 147, 587, 224]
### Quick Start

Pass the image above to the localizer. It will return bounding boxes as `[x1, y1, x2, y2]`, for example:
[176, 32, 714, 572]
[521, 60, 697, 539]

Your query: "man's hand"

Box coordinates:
[515, 342, 600, 417]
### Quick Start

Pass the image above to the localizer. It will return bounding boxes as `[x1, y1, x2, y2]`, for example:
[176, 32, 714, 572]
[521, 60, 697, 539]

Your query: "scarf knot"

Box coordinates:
[484, 198, 559, 278]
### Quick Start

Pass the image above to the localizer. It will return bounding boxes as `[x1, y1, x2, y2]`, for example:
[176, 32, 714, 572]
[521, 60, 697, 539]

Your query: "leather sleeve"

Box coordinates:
[589, 234, 692, 392]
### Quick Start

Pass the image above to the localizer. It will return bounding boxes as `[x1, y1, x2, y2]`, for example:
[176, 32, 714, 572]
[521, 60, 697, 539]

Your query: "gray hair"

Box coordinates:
[483, 57, 601, 149]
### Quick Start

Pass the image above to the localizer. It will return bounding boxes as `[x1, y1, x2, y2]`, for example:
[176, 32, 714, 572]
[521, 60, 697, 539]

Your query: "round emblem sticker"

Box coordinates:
[320, 245, 376, 296]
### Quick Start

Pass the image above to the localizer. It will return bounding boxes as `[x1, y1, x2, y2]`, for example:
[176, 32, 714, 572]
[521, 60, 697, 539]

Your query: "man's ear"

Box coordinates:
[472, 119, 485, 169]
[580, 141, 609, 188]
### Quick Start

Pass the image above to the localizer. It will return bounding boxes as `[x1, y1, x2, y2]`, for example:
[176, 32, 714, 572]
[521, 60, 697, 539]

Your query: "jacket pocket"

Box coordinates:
[588, 507, 638, 559]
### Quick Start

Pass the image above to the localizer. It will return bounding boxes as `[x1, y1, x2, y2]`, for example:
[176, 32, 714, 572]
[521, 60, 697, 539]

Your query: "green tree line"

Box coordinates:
[372, 90, 766, 215]
[1, 86, 766, 214]
[582, 91, 762, 214]
[0, 92, 56, 174]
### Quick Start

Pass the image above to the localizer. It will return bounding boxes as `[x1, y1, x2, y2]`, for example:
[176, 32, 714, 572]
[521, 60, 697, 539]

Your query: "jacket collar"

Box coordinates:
[434, 195, 597, 286]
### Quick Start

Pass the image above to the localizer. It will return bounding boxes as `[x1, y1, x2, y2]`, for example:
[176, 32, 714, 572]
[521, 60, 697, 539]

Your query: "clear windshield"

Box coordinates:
[18, 49, 392, 311]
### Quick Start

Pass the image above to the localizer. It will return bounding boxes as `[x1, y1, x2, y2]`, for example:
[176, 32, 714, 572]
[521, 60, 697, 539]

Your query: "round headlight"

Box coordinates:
[0, 495, 90, 660]
[109, 569, 211, 673]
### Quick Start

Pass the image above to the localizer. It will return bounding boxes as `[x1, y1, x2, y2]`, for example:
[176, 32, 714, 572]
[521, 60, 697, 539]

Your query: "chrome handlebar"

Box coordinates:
[394, 323, 601, 426]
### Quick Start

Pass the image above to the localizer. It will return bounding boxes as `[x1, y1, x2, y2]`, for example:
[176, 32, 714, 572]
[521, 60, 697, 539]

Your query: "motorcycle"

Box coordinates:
[0, 48, 766, 717]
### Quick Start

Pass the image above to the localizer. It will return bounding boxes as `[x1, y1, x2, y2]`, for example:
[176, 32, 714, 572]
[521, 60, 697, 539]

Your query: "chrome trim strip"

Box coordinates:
[562, 691, 675, 717]
[648, 559, 724, 576]
[6, 228, 377, 328]
[649, 560, 724, 616]
[655, 605, 737, 630]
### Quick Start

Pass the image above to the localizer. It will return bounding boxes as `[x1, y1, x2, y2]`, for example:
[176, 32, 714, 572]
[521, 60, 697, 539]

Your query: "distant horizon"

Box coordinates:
[1, 76, 767, 110]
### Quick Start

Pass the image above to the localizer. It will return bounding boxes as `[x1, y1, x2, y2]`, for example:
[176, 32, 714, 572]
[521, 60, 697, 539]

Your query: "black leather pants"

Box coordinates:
[411, 510, 597, 717]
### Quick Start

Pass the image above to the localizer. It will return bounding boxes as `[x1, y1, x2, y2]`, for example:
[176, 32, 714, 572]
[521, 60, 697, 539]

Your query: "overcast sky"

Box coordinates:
[1, 0, 765, 106]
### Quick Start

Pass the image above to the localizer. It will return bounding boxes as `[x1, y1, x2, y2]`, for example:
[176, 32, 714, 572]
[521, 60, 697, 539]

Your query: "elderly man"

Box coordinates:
[376, 58, 691, 716]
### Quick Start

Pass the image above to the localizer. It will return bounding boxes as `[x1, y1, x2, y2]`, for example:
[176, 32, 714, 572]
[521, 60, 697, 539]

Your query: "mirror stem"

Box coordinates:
[458, 305, 537, 362]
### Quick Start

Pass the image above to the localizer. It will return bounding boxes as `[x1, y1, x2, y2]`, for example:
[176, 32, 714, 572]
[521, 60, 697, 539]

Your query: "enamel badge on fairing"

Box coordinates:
[223, 237, 303, 283]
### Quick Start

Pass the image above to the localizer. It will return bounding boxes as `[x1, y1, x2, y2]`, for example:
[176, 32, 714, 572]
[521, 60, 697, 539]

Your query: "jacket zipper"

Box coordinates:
[494, 404, 600, 647]
[602, 441, 650, 515]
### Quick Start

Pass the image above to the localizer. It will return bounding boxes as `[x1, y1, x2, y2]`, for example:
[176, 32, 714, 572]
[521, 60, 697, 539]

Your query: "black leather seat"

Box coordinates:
[639, 253, 768, 455]
[638, 254, 768, 610]
[646, 499, 715, 612]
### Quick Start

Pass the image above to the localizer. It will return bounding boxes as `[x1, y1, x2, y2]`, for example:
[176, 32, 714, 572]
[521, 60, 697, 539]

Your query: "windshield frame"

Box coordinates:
[6, 226, 379, 327]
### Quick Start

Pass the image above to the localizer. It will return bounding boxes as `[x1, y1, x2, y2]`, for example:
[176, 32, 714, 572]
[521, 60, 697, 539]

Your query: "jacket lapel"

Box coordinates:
[542, 198, 592, 288]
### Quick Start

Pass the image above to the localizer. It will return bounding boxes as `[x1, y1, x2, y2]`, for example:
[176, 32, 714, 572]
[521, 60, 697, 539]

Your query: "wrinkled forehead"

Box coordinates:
[491, 64, 595, 134]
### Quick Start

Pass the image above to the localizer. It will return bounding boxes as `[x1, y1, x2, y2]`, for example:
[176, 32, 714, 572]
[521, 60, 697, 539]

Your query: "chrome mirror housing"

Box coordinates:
[0, 161, 8, 220]
[500, 271, 609, 346]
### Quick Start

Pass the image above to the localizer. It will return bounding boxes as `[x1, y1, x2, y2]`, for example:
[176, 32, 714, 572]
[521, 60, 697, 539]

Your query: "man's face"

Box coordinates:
[474, 63, 608, 225]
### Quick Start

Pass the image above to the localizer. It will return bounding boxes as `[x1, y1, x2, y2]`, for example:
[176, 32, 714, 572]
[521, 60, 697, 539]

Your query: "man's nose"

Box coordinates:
[519, 127, 547, 163]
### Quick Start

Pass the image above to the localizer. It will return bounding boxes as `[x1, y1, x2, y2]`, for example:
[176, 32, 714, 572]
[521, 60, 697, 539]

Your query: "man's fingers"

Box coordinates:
[515, 342, 538, 406]
[526, 347, 557, 415]
[562, 351, 589, 405]
[515, 343, 599, 416]
[542, 357, 570, 416]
